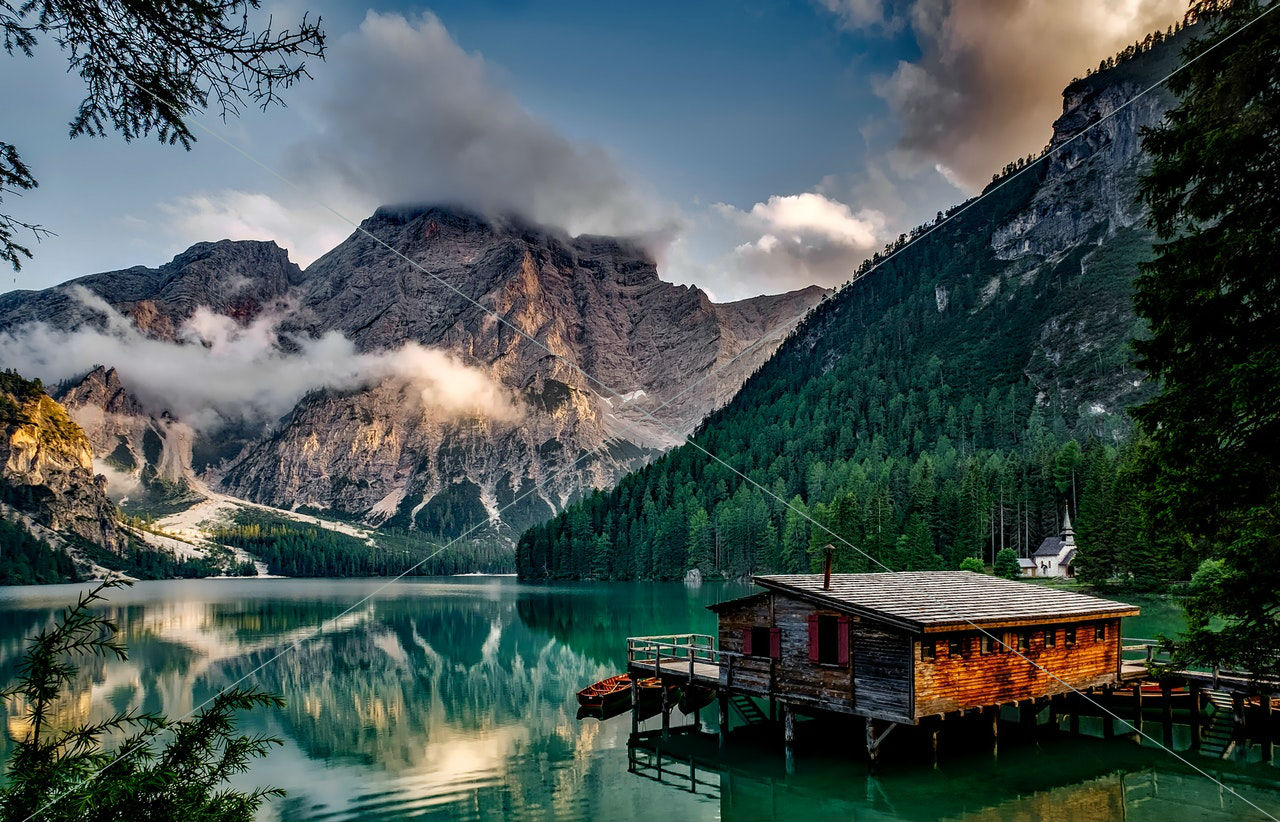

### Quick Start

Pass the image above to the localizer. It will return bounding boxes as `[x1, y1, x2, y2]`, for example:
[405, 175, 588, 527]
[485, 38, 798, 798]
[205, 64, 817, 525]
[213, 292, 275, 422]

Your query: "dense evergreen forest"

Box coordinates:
[517, 38, 1191, 586]
[210, 511, 513, 577]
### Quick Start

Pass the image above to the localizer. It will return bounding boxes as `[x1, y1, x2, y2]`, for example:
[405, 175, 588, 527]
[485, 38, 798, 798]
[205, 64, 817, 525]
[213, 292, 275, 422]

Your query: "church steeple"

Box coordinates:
[1061, 508, 1075, 547]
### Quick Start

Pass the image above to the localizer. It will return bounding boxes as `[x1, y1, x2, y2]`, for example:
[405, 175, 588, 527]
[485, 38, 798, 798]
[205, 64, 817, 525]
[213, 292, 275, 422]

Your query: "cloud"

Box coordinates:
[816, 0, 901, 31]
[283, 10, 677, 241]
[158, 191, 359, 268]
[0, 287, 523, 430]
[865, 0, 1186, 189]
[710, 192, 886, 293]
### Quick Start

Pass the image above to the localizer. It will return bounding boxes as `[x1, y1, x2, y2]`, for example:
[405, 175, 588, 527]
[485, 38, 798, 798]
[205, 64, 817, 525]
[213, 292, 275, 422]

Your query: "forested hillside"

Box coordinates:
[517, 27, 1198, 585]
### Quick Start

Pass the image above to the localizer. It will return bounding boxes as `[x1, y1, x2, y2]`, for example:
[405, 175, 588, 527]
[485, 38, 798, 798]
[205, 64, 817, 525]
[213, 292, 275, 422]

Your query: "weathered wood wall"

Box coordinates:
[851, 620, 912, 720]
[716, 592, 915, 721]
[913, 619, 1121, 717]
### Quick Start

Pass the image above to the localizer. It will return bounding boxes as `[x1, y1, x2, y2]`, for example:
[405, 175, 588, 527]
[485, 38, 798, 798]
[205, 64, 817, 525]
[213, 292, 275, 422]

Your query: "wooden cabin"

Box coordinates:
[709, 571, 1139, 726]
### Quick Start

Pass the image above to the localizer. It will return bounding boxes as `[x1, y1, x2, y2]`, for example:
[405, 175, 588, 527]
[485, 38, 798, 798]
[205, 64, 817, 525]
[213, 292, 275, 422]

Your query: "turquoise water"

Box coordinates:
[0, 578, 1275, 821]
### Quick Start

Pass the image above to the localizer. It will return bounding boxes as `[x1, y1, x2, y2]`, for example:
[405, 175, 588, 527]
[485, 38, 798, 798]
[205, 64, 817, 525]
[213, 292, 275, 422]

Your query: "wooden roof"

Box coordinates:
[706, 591, 768, 612]
[750, 572, 1139, 634]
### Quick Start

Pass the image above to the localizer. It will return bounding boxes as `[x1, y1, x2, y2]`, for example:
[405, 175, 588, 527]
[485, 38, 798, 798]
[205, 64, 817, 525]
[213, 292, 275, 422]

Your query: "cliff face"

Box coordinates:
[0, 373, 122, 551]
[0, 211, 826, 543]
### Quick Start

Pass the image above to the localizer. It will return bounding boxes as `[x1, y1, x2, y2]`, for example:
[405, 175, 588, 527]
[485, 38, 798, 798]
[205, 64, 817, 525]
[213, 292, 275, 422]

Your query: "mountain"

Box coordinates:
[0, 371, 123, 554]
[517, 27, 1194, 581]
[0, 208, 826, 555]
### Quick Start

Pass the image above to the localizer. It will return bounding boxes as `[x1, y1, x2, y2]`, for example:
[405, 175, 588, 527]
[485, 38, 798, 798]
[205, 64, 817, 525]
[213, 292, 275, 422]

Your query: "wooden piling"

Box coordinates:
[1189, 684, 1202, 750]
[1131, 684, 1143, 735]
[1262, 694, 1273, 763]
[661, 683, 671, 739]
[988, 705, 1000, 756]
[631, 677, 640, 736]
[929, 720, 940, 768]
[717, 692, 729, 747]
[1069, 694, 1080, 736]
[1103, 688, 1116, 739]
[1161, 681, 1174, 747]
[1232, 693, 1246, 752]
[865, 718, 879, 767]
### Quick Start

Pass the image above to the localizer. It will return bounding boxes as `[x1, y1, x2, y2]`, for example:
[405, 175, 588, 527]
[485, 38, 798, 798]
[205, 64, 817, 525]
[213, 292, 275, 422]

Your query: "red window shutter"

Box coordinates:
[742, 627, 753, 656]
[769, 627, 782, 660]
[808, 614, 820, 662]
[837, 616, 851, 666]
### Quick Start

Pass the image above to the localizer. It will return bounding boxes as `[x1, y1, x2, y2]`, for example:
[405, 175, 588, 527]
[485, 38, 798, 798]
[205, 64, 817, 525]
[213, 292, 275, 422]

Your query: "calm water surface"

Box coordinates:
[0, 579, 1276, 822]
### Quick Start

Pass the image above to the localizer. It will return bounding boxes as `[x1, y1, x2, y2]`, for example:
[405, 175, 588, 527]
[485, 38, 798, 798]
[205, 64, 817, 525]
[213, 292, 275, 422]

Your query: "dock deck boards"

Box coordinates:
[630, 658, 721, 685]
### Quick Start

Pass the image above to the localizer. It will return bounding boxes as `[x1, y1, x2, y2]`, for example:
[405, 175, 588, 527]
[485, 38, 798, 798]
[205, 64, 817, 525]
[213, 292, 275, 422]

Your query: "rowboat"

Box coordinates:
[577, 674, 633, 709]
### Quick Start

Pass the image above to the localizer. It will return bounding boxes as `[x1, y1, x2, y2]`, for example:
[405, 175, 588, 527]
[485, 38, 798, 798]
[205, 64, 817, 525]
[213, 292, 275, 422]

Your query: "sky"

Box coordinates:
[1, 0, 1188, 302]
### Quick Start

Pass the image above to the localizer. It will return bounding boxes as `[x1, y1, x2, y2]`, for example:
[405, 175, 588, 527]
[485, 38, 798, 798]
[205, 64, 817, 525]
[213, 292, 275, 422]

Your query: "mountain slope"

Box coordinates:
[517, 29, 1192, 581]
[0, 208, 826, 554]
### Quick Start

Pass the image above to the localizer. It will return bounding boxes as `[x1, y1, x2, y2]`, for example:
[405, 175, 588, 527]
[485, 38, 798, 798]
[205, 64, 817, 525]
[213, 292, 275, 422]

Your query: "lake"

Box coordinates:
[0, 578, 1276, 821]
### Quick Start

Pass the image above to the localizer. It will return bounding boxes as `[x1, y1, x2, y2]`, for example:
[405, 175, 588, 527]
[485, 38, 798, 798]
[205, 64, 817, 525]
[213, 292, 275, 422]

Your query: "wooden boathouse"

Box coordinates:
[627, 570, 1140, 760]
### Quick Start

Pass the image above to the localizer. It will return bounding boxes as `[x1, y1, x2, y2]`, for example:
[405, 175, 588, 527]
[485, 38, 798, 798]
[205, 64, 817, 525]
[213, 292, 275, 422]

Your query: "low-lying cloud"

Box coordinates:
[868, 0, 1186, 189]
[0, 287, 523, 430]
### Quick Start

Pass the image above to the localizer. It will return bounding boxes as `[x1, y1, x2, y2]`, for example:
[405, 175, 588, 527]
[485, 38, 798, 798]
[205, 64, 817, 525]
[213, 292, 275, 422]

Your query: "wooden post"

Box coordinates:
[865, 718, 879, 768]
[1161, 681, 1174, 747]
[1103, 688, 1116, 739]
[1190, 684, 1203, 750]
[1262, 694, 1274, 763]
[631, 676, 641, 735]
[718, 692, 729, 748]
[929, 720, 941, 768]
[1232, 693, 1246, 749]
[1131, 684, 1144, 735]
[1048, 695, 1059, 730]
[661, 683, 671, 739]
[1069, 694, 1080, 736]
[783, 703, 796, 774]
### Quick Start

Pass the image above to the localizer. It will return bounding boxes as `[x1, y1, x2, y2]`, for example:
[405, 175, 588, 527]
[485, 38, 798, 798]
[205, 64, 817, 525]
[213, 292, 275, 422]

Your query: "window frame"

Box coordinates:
[1044, 628, 1057, 648]
[1094, 623, 1106, 642]
[1065, 626, 1077, 647]
[749, 626, 772, 659]
[947, 637, 963, 658]
[816, 614, 840, 665]
[921, 639, 936, 661]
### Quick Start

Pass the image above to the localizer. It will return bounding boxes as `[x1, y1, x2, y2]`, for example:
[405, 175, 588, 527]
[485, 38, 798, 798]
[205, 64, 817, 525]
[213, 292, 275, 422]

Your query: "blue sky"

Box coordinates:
[1, 0, 1186, 300]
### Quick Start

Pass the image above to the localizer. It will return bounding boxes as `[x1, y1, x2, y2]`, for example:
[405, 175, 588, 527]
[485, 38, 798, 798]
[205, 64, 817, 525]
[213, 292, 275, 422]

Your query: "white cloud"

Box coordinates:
[707, 192, 887, 295]
[158, 190, 361, 268]
[0, 287, 523, 431]
[286, 10, 678, 240]
[868, 0, 1186, 189]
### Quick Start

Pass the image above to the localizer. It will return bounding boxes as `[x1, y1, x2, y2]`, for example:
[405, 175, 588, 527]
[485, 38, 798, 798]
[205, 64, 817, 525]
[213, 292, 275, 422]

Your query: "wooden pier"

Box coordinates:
[622, 572, 1280, 765]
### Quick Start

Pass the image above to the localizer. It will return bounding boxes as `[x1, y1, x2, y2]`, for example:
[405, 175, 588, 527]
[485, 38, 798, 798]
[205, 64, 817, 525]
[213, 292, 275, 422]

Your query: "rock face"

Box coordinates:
[0, 210, 827, 544]
[0, 373, 123, 551]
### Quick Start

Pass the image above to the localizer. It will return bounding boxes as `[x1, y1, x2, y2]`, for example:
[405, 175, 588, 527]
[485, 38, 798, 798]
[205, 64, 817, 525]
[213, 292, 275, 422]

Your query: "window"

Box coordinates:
[750, 627, 771, 658]
[1044, 629, 1057, 648]
[948, 638, 963, 657]
[981, 634, 994, 655]
[818, 615, 839, 663]
[1017, 632, 1030, 652]
[1065, 627, 1077, 646]
[921, 640, 936, 661]
[1095, 624, 1106, 642]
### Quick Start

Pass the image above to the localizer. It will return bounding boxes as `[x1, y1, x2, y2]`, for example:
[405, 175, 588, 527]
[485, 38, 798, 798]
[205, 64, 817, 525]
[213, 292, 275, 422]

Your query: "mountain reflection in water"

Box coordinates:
[0, 578, 1276, 822]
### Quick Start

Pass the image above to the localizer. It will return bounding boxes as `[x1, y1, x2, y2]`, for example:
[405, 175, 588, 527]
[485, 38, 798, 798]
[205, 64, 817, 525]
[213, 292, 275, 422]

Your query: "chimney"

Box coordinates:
[823, 544, 834, 589]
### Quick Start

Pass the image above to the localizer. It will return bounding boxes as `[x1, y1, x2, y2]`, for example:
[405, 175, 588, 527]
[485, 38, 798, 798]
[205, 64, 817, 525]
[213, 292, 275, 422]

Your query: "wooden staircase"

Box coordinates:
[728, 693, 769, 726]
[1200, 690, 1237, 759]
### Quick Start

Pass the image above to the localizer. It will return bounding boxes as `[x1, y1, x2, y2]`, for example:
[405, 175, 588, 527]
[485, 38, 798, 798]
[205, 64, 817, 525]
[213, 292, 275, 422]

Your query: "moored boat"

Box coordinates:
[577, 674, 633, 709]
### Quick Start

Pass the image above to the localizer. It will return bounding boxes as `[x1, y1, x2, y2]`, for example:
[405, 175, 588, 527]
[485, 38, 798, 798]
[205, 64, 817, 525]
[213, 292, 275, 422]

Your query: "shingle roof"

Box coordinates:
[1033, 536, 1065, 558]
[751, 571, 1138, 634]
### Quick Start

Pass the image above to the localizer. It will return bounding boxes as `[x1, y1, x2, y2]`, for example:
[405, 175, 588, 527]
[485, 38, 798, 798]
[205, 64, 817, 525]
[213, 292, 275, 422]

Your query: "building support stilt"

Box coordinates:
[929, 719, 941, 768]
[987, 706, 1000, 757]
[1262, 694, 1273, 763]
[783, 703, 796, 774]
[1190, 684, 1203, 751]
[1103, 688, 1116, 739]
[718, 692, 729, 748]
[661, 684, 671, 740]
[1131, 684, 1143, 737]
[1161, 681, 1174, 747]
[1069, 695, 1080, 736]
[630, 677, 640, 737]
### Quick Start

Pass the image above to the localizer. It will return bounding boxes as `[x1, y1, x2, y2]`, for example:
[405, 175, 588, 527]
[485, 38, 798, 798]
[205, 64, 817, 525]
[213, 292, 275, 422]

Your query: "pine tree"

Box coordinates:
[1134, 0, 1280, 677]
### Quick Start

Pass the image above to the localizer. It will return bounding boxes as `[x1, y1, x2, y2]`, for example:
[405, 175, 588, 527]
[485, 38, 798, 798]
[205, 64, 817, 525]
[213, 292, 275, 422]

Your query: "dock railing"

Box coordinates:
[627, 634, 776, 694]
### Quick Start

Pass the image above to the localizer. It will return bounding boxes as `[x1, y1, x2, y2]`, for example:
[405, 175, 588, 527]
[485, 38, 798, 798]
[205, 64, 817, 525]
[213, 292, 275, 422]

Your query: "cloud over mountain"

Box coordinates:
[0, 287, 522, 431]
[871, 0, 1185, 188]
